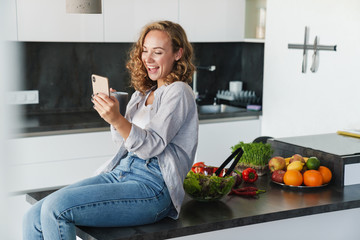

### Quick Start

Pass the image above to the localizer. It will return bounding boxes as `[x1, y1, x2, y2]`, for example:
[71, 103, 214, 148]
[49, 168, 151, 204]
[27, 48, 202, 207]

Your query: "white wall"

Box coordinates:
[262, 0, 360, 138]
[1, 0, 23, 238]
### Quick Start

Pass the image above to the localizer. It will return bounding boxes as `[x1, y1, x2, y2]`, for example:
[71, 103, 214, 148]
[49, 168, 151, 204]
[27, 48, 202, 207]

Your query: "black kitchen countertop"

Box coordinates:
[26, 175, 360, 240]
[14, 109, 262, 137]
[269, 133, 360, 187]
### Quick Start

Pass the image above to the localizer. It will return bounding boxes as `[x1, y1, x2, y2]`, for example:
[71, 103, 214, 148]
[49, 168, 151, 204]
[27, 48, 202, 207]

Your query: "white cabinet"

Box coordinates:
[15, 0, 263, 43]
[2, 0, 18, 41]
[196, 117, 261, 167]
[104, 0, 179, 42]
[6, 131, 118, 193]
[179, 0, 245, 42]
[17, 0, 104, 42]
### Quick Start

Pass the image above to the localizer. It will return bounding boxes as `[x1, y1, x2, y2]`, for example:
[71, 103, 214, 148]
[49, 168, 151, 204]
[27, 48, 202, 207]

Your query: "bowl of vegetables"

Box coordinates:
[183, 162, 237, 202]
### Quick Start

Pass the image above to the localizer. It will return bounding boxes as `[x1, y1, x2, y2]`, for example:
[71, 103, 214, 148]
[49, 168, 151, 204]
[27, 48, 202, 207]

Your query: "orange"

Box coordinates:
[318, 166, 332, 184]
[303, 170, 323, 187]
[283, 170, 303, 186]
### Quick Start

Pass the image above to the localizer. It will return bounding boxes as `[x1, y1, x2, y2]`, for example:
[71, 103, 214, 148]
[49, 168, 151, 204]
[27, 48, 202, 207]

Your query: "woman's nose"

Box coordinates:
[144, 54, 154, 63]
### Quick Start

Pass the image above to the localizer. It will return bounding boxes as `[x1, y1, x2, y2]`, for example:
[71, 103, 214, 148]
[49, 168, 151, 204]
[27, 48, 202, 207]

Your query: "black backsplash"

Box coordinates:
[20, 42, 264, 114]
[192, 42, 264, 103]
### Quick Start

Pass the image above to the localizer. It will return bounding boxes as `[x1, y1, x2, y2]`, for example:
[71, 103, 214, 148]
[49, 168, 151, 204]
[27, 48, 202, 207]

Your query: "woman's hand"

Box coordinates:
[92, 93, 121, 126]
[92, 90, 132, 140]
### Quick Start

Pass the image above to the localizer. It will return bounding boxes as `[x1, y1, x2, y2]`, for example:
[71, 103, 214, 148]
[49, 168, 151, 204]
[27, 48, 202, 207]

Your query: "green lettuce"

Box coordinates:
[183, 171, 235, 201]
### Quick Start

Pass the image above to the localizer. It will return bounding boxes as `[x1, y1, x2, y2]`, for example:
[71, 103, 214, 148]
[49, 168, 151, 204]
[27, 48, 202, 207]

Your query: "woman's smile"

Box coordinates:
[147, 65, 159, 73]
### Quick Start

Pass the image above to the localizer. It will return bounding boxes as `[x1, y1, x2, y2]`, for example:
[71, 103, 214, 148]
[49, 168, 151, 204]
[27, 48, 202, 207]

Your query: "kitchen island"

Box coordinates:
[24, 133, 360, 239]
[26, 175, 360, 240]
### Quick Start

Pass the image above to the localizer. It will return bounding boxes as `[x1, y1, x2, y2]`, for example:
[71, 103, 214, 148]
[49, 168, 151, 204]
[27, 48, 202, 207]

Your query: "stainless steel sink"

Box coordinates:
[197, 104, 246, 114]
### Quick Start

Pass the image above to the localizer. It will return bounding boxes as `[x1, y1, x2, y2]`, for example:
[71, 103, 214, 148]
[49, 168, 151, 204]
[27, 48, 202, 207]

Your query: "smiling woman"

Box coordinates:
[141, 30, 182, 83]
[126, 20, 195, 95]
[23, 20, 199, 240]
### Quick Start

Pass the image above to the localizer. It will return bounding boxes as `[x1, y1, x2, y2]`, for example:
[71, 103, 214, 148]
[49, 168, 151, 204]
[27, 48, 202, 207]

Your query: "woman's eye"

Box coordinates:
[155, 52, 162, 55]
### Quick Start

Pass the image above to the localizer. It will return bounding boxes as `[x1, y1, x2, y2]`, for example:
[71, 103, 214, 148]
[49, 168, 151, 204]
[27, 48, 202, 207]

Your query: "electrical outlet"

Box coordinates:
[6, 90, 39, 105]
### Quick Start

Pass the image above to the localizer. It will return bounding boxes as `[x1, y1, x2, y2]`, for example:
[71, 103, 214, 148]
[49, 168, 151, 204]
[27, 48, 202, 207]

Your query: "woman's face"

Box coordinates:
[141, 30, 182, 85]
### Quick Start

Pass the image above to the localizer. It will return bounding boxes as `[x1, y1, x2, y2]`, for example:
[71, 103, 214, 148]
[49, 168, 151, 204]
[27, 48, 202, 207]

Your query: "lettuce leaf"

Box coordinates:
[183, 171, 235, 201]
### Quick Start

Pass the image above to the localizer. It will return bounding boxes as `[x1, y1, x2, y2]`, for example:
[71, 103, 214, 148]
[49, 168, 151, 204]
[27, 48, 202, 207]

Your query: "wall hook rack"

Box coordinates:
[288, 26, 337, 73]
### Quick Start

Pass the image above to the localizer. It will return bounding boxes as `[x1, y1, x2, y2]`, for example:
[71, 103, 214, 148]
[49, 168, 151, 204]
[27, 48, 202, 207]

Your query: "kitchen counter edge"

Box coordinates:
[13, 111, 262, 138]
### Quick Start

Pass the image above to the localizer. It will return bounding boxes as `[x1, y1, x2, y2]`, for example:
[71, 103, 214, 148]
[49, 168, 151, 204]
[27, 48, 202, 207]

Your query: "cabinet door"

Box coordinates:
[104, 0, 179, 42]
[196, 118, 261, 167]
[17, 0, 103, 42]
[179, 0, 245, 42]
[2, 0, 18, 41]
[6, 131, 118, 192]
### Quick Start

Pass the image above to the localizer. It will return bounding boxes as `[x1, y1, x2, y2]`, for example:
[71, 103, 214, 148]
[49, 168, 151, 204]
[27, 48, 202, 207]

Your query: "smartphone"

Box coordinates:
[91, 74, 110, 97]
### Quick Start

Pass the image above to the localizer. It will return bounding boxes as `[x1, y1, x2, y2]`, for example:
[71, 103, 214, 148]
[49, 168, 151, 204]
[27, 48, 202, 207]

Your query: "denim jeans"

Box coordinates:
[23, 153, 173, 240]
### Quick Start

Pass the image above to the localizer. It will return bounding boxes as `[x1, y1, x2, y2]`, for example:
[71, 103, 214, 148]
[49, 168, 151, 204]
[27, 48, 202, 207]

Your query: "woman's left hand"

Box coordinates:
[92, 93, 121, 126]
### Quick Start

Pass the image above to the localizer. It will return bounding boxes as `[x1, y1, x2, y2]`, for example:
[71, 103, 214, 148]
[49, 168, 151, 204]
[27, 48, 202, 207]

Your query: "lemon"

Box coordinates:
[306, 157, 320, 170]
[287, 161, 304, 171]
[285, 157, 291, 166]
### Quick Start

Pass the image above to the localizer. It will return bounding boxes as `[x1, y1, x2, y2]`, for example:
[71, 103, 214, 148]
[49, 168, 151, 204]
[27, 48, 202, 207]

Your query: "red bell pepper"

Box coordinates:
[242, 168, 258, 183]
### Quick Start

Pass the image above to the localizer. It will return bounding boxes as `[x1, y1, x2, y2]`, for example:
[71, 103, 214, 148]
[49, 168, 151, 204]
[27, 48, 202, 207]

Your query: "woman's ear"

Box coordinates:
[175, 48, 183, 61]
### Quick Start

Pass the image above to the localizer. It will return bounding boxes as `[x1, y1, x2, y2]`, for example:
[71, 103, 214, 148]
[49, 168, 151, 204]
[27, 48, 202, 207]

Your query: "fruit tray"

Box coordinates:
[271, 180, 328, 189]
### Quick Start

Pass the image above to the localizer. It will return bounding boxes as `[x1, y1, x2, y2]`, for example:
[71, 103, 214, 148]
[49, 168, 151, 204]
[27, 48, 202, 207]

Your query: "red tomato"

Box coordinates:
[192, 166, 204, 174]
[191, 162, 206, 174]
[192, 162, 205, 167]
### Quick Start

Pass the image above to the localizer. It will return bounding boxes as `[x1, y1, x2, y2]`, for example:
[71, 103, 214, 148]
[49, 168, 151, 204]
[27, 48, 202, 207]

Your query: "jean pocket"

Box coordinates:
[145, 158, 162, 177]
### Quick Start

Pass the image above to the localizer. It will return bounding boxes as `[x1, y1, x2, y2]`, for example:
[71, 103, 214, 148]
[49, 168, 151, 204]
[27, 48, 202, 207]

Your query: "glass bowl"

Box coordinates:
[183, 170, 236, 202]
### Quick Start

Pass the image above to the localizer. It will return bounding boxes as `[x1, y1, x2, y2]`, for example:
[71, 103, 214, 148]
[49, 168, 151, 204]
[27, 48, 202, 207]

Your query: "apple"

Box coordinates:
[290, 154, 305, 164]
[271, 170, 286, 183]
[268, 156, 286, 172]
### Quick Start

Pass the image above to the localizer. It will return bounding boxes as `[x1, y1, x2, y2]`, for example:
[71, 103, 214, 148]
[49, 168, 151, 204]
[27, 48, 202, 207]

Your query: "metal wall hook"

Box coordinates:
[301, 26, 309, 73]
[310, 36, 319, 73]
[288, 44, 337, 51]
[288, 26, 336, 73]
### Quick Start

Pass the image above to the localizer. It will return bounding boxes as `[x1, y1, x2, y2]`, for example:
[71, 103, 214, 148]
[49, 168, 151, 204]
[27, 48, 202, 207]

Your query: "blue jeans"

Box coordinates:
[23, 153, 173, 240]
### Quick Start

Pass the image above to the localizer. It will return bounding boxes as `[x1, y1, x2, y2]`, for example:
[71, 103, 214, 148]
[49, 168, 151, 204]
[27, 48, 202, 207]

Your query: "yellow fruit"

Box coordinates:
[303, 157, 309, 163]
[287, 161, 304, 171]
[285, 157, 291, 166]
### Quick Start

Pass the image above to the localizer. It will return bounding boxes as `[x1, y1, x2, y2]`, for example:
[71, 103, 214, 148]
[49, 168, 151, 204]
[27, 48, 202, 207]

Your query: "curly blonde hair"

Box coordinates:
[126, 20, 195, 95]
